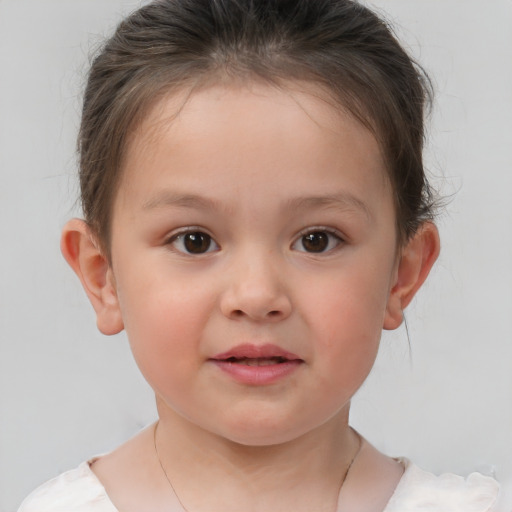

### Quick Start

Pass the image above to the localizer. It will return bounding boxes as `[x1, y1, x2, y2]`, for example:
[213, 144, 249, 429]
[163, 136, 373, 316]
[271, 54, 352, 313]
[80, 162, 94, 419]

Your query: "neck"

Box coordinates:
[154, 399, 359, 512]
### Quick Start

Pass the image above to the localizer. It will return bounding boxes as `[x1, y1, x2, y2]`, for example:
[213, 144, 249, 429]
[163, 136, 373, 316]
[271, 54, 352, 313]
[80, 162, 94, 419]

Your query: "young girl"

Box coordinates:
[18, 0, 503, 510]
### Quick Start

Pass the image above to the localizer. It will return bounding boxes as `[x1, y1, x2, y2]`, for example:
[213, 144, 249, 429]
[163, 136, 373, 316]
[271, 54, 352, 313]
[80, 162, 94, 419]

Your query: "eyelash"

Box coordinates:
[291, 227, 345, 254]
[166, 228, 219, 255]
[166, 226, 345, 255]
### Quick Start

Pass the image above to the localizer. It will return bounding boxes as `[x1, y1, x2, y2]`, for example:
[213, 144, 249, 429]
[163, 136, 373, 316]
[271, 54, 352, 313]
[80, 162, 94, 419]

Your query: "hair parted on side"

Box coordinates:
[79, 0, 435, 256]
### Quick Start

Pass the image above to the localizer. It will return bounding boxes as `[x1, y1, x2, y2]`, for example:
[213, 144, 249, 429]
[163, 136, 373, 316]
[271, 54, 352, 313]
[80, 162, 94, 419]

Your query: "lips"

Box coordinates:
[223, 356, 289, 366]
[209, 344, 303, 385]
[212, 343, 301, 361]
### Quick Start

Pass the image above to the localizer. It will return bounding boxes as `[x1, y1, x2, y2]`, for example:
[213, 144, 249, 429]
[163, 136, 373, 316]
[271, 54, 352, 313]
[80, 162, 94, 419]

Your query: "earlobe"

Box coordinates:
[61, 219, 124, 335]
[384, 222, 440, 330]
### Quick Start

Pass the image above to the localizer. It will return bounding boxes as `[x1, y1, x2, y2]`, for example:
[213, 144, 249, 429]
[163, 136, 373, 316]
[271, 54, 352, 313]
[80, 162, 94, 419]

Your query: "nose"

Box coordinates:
[219, 250, 292, 322]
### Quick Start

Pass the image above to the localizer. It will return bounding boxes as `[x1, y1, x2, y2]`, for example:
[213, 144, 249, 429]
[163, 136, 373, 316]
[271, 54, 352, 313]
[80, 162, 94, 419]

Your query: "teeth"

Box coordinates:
[229, 357, 285, 366]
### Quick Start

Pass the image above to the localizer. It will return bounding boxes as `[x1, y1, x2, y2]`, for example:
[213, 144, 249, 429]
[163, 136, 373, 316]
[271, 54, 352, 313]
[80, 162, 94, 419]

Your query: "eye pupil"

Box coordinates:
[302, 232, 328, 252]
[184, 232, 211, 253]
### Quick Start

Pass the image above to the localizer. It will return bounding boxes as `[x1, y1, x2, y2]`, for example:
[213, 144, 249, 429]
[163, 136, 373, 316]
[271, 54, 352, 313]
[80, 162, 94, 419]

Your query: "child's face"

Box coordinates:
[108, 82, 401, 445]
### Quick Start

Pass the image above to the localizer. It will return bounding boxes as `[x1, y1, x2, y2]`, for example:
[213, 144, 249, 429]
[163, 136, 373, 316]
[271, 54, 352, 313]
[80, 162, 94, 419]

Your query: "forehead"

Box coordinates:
[117, 81, 391, 215]
[126, 81, 387, 167]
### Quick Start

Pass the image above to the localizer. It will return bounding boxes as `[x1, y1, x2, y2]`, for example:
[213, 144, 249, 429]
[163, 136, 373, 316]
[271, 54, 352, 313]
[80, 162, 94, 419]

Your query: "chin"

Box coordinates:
[211, 414, 320, 448]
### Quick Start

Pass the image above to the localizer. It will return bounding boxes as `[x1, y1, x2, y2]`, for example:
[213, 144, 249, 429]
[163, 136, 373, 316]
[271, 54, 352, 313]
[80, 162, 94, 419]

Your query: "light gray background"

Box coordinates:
[1, 1, 511, 510]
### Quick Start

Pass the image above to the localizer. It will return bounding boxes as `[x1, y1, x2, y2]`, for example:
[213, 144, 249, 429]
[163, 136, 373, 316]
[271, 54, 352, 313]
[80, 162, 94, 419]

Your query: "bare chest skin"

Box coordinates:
[90, 424, 404, 512]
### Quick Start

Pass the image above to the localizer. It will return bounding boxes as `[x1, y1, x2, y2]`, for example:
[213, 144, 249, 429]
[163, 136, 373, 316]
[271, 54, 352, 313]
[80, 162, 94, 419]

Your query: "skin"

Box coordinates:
[62, 82, 439, 512]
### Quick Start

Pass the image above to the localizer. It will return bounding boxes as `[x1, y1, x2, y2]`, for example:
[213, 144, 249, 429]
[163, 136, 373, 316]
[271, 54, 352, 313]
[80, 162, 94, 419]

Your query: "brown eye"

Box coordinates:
[292, 230, 342, 253]
[302, 232, 329, 252]
[171, 231, 219, 254]
[183, 232, 212, 253]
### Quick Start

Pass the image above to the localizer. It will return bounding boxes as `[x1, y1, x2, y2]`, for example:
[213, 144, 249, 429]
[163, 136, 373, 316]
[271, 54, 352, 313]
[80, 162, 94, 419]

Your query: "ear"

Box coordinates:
[60, 219, 124, 335]
[384, 222, 440, 330]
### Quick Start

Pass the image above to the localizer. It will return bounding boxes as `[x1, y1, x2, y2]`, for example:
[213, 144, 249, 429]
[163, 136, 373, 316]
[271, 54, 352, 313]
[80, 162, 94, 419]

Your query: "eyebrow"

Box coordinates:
[143, 192, 221, 212]
[142, 190, 372, 220]
[285, 194, 373, 221]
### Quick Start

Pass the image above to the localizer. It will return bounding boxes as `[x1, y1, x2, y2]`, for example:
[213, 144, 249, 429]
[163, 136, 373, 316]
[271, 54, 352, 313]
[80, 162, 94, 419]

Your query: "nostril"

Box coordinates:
[230, 309, 282, 320]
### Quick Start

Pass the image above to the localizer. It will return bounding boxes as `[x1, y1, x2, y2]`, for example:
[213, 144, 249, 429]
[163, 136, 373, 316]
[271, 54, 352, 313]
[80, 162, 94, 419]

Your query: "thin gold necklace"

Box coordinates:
[153, 422, 362, 512]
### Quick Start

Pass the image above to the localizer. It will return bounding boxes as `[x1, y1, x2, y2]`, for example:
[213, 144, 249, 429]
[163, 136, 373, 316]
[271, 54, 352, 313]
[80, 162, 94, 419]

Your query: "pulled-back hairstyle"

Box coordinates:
[79, 0, 434, 255]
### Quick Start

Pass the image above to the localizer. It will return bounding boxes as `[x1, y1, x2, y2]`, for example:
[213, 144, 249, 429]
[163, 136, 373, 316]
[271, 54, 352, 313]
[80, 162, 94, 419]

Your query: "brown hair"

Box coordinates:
[79, 0, 435, 256]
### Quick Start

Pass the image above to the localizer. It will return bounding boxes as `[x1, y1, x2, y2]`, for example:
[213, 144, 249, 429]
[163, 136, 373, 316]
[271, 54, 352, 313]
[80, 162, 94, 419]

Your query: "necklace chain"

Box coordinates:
[154, 422, 362, 512]
[154, 421, 188, 511]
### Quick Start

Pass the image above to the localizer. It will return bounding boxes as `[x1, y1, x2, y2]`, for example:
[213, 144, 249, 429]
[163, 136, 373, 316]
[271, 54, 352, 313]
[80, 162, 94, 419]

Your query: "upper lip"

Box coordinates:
[210, 344, 302, 361]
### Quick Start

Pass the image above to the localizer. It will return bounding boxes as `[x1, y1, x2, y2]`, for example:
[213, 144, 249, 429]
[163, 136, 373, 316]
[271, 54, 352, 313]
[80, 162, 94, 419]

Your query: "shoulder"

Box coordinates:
[384, 459, 501, 512]
[18, 460, 118, 512]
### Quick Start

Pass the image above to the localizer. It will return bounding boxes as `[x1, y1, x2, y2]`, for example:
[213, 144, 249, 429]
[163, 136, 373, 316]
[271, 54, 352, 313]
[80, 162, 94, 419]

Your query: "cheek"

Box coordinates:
[116, 275, 216, 384]
[300, 266, 391, 375]
[304, 269, 390, 337]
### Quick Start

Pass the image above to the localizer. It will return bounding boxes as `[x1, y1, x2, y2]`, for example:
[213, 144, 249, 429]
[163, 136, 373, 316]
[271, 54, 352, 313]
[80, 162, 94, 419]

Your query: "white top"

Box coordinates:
[19, 458, 501, 512]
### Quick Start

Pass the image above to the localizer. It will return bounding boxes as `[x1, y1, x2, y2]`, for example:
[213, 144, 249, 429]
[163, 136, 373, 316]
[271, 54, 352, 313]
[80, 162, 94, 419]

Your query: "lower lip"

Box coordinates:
[210, 360, 303, 385]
